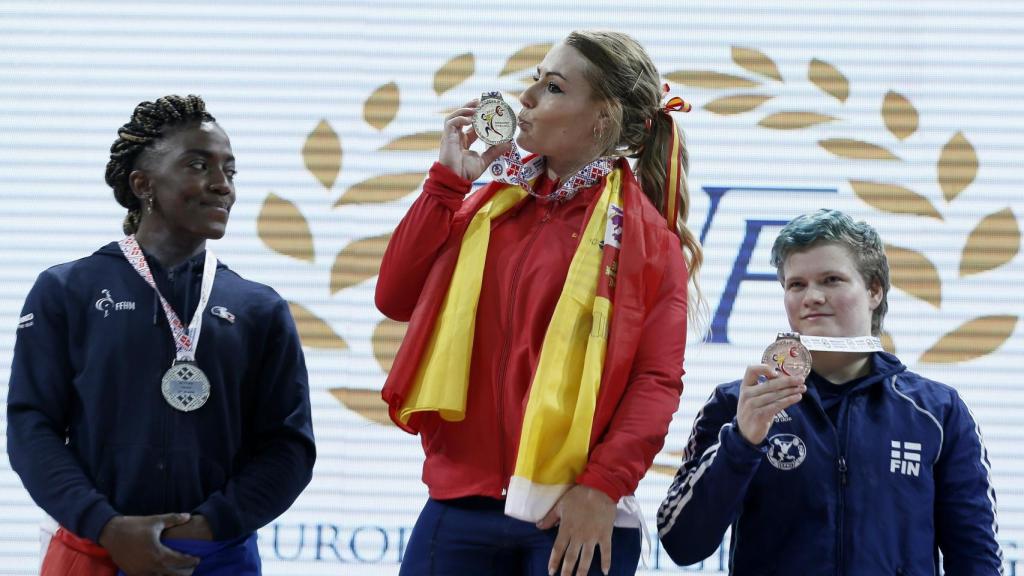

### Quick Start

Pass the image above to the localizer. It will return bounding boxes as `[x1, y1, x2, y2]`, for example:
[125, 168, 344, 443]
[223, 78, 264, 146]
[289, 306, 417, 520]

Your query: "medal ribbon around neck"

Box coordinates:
[490, 146, 613, 203]
[789, 333, 884, 353]
[118, 235, 217, 363]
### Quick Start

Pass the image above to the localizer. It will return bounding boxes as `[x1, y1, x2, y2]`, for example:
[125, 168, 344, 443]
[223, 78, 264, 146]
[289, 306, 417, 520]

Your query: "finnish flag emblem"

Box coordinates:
[890, 440, 922, 477]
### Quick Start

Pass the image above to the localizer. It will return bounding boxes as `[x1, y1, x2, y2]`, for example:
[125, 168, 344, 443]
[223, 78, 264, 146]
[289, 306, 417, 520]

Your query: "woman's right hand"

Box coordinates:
[440, 99, 512, 182]
[736, 364, 806, 446]
[99, 513, 200, 576]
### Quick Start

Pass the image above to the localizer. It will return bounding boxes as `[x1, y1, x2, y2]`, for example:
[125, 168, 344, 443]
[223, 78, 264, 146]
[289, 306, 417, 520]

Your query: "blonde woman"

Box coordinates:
[377, 31, 701, 576]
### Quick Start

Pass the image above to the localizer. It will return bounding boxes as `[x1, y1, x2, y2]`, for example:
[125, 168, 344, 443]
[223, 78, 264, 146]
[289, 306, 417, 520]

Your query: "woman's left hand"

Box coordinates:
[538, 484, 616, 575]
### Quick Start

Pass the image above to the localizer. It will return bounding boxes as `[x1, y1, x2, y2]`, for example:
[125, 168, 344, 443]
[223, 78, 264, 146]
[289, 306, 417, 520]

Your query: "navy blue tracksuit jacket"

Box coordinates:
[658, 352, 1002, 575]
[7, 242, 316, 543]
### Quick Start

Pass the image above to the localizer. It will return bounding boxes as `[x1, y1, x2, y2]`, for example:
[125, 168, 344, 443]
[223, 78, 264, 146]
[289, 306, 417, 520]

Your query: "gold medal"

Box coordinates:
[473, 92, 517, 145]
[761, 332, 812, 378]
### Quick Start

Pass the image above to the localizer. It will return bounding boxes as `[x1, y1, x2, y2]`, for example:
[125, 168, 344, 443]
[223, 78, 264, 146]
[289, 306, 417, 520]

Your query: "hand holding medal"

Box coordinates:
[737, 332, 884, 445]
[439, 95, 513, 182]
[733, 333, 811, 446]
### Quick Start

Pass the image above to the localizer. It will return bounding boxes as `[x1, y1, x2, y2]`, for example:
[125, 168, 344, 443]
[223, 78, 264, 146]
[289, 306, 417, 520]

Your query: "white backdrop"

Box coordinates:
[2, 1, 1023, 573]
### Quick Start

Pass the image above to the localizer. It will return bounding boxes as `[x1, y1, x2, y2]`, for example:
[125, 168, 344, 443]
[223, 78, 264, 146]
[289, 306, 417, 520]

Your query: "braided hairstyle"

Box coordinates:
[106, 95, 216, 234]
[565, 31, 705, 324]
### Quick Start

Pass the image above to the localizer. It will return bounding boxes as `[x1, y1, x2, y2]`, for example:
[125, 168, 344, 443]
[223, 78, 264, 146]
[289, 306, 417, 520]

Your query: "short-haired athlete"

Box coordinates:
[657, 209, 1002, 574]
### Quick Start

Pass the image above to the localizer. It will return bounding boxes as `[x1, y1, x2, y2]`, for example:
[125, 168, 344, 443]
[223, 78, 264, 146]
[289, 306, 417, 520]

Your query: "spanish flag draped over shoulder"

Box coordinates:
[396, 168, 624, 521]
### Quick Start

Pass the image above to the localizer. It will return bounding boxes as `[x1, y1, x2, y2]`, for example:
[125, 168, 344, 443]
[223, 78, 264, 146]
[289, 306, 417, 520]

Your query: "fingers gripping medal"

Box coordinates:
[473, 92, 516, 145]
[761, 332, 812, 379]
[118, 235, 217, 412]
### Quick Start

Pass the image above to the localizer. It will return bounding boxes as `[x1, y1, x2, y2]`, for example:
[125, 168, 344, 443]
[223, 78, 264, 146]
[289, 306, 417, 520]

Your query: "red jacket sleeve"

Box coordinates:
[375, 162, 471, 321]
[577, 237, 688, 501]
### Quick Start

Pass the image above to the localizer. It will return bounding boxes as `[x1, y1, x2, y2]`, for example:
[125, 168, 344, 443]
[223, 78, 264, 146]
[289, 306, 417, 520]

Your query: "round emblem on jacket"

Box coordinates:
[766, 433, 807, 471]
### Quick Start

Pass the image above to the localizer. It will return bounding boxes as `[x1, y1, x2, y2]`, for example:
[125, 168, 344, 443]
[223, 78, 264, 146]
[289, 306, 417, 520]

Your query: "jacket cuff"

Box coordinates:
[79, 500, 120, 543]
[576, 468, 624, 503]
[194, 494, 244, 540]
[720, 421, 767, 474]
[425, 162, 473, 210]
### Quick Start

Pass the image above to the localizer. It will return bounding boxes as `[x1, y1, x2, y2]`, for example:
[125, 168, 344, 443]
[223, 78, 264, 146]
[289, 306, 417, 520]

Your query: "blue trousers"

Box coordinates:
[118, 534, 261, 576]
[400, 498, 641, 576]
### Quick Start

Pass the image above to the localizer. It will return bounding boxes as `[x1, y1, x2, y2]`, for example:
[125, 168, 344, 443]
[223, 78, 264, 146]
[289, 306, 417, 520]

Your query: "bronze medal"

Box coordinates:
[761, 332, 812, 378]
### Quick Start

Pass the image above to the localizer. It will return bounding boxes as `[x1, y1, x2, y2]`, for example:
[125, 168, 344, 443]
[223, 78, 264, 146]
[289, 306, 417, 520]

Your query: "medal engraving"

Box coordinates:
[473, 92, 517, 145]
[161, 361, 211, 412]
[761, 333, 812, 378]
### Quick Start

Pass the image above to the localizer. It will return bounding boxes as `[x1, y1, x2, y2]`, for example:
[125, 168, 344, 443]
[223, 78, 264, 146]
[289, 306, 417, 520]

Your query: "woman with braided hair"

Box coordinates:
[377, 31, 701, 575]
[7, 94, 315, 575]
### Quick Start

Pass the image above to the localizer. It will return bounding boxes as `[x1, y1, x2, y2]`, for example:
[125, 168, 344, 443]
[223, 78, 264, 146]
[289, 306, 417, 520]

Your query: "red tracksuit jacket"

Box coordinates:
[377, 159, 688, 503]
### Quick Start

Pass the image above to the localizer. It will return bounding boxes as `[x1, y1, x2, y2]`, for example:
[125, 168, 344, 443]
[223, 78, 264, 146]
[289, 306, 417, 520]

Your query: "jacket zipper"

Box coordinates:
[495, 203, 555, 496]
[158, 288, 171, 510]
[836, 396, 856, 576]
[807, 389, 848, 576]
[836, 455, 847, 576]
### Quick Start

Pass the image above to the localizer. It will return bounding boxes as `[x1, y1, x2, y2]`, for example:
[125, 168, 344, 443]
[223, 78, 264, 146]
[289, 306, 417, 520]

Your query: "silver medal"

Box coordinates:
[119, 236, 219, 415]
[473, 92, 517, 145]
[161, 361, 211, 412]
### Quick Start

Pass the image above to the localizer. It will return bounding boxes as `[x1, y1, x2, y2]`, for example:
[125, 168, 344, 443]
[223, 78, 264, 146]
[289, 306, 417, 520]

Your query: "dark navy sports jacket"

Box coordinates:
[657, 352, 1002, 575]
[7, 242, 316, 543]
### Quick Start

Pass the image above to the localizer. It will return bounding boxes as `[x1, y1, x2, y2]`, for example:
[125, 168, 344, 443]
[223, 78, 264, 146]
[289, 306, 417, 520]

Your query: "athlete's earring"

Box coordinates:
[143, 195, 154, 214]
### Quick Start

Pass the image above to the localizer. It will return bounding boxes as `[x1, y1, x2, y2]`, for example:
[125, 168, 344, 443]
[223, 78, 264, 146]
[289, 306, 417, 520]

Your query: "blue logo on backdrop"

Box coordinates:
[697, 185, 837, 343]
[263, 523, 1022, 573]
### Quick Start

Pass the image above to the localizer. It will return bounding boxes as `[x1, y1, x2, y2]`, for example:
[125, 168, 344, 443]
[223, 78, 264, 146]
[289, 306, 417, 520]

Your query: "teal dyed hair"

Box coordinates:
[770, 209, 889, 335]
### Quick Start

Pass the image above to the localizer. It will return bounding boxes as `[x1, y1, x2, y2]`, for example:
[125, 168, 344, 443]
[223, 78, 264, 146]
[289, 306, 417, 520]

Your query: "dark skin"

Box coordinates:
[97, 121, 236, 575]
[130, 121, 236, 269]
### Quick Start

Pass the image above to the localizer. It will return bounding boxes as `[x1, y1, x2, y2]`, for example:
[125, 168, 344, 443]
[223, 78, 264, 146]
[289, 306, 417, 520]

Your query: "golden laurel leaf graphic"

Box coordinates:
[499, 43, 553, 77]
[373, 317, 409, 375]
[882, 91, 918, 140]
[364, 82, 400, 131]
[380, 131, 443, 151]
[330, 233, 392, 295]
[302, 119, 342, 189]
[703, 94, 773, 115]
[880, 330, 896, 355]
[334, 172, 425, 207]
[808, 58, 849, 103]
[884, 244, 942, 308]
[819, 138, 900, 161]
[960, 207, 1021, 278]
[328, 387, 392, 426]
[732, 46, 783, 81]
[663, 70, 759, 89]
[758, 112, 837, 130]
[849, 180, 942, 220]
[919, 315, 1018, 364]
[289, 301, 348, 349]
[434, 52, 475, 96]
[937, 131, 978, 203]
[257, 193, 315, 262]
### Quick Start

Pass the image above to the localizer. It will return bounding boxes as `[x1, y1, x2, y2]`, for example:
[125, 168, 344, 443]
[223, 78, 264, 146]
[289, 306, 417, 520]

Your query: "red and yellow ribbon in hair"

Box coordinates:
[653, 84, 691, 237]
